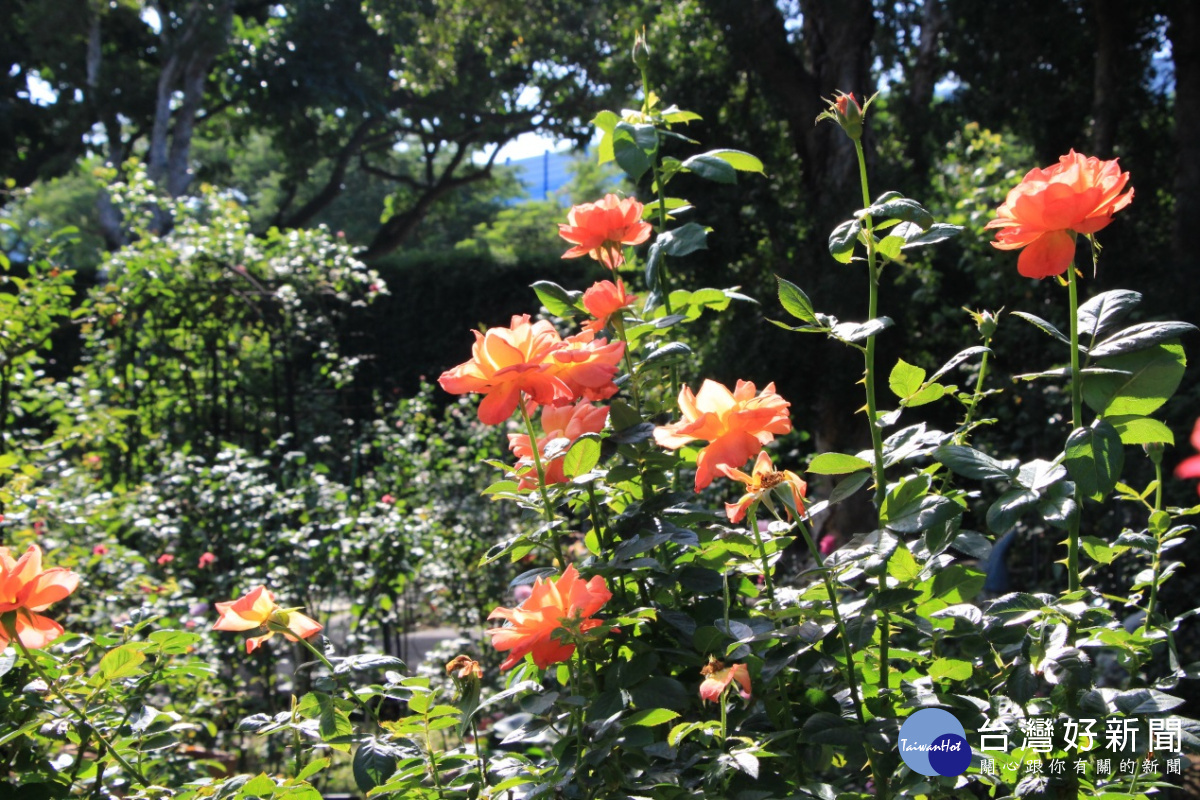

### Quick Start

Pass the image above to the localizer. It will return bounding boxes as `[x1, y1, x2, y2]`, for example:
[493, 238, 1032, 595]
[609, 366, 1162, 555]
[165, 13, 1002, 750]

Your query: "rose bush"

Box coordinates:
[1, 32, 1197, 800]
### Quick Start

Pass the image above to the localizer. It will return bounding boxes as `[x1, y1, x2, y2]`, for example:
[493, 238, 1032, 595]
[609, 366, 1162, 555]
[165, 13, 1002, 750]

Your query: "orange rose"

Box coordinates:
[581, 278, 638, 334]
[719, 450, 807, 524]
[559, 194, 653, 270]
[547, 330, 625, 403]
[487, 565, 612, 671]
[212, 585, 323, 654]
[508, 401, 609, 489]
[0, 544, 80, 650]
[986, 150, 1133, 279]
[654, 379, 792, 492]
[438, 314, 575, 425]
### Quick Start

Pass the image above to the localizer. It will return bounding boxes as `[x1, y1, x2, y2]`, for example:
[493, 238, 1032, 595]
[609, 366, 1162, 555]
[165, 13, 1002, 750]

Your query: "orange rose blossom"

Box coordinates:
[986, 149, 1133, 279]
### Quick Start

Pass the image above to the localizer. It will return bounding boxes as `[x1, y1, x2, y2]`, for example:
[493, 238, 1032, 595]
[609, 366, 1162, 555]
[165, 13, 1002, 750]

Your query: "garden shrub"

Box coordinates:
[2, 38, 1199, 800]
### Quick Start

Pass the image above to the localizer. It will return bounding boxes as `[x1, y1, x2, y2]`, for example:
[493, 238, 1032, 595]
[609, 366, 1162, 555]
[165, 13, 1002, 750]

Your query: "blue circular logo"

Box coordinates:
[898, 708, 969, 777]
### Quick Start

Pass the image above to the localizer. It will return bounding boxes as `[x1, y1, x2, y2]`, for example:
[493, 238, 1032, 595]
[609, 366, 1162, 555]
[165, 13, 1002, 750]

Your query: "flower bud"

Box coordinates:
[632, 29, 651, 71]
[827, 92, 863, 141]
[1143, 441, 1165, 465]
[965, 307, 1002, 339]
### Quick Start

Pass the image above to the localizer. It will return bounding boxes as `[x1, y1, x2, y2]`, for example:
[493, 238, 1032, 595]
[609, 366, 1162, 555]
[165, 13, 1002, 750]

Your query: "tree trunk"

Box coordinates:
[1090, 0, 1120, 158]
[700, 0, 879, 541]
[1169, 0, 1200, 267]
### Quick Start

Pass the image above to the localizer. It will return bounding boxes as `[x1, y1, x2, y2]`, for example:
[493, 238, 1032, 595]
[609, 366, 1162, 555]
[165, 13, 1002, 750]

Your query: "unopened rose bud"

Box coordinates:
[1144, 441, 1165, 464]
[632, 29, 651, 70]
[834, 92, 863, 140]
[817, 91, 865, 141]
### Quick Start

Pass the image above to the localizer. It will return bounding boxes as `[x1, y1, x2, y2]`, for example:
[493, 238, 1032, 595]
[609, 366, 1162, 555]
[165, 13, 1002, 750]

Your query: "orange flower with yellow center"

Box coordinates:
[438, 314, 575, 425]
[487, 565, 612, 671]
[212, 585, 323, 654]
[986, 150, 1133, 279]
[654, 379, 792, 491]
[559, 194, 653, 270]
[718, 450, 808, 524]
[0, 544, 80, 650]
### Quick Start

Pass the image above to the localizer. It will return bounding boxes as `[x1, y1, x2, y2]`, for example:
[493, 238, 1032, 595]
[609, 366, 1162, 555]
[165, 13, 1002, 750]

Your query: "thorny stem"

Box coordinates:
[518, 398, 565, 566]
[854, 135, 892, 800]
[295, 632, 382, 731]
[1143, 458, 1165, 636]
[470, 718, 488, 787]
[778, 509, 866, 727]
[1066, 258, 1084, 594]
[612, 316, 642, 414]
[957, 334, 994, 443]
[8, 628, 150, 790]
[747, 504, 775, 606]
[640, 60, 683, 492]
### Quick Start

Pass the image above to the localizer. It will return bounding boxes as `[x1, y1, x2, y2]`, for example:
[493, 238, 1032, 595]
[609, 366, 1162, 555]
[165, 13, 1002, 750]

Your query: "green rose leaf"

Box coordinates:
[1082, 340, 1186, 416]
[808, 452, 873, 475]
[777, 277, 818, 325]
[1064, 421, 1124, 502]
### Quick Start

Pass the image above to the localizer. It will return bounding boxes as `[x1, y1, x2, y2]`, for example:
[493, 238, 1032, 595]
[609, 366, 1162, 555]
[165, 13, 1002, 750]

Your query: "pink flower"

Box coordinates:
[92, 545, 109, 556]
[156, 554, 175, 566]
[198, 552, 216, 569]
[381, 494, 395, 505]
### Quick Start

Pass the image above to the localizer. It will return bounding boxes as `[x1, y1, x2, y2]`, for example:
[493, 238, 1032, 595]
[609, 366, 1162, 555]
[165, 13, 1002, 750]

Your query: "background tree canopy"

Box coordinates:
[3, 0, 1195, 479]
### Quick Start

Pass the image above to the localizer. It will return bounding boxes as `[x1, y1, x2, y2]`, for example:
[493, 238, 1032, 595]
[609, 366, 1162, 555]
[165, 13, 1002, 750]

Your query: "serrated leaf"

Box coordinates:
[860, 194, 934, 229]
[1089, 321, 1197, 358]
[1077, 289, 1142, 340]
[886, 495, 961, 534]
[657, 223, 709, 257]
[1080, 536, 1128, 566]
[680, 153, 737, 184]
[828, 219, 860, 263]
[1064, 421, 1125, 502]
[889, 358, 926, 399]
[353, 739, 400, 794]
[934, 444, 1017, 481]
[1083, 341, 1186, 416]
[831, 316, 893, 343]
[98, 644, 146, 681]
[987, 488, 1038, 534]
[896, 221, 963, 248]
[531, 281, 581, 317]
[876, 235, 904, 261]
[625, 708, 680, 727]
[706, 149, 764, 173]
[1106, 414, 1175, 446]
[777, 277, 818, 325]
[1012, 311, 1071, 345]
[563, 436, 601, 479]
[808, 452, 872, 475]
[929, 658, 973, 682]
[639, 341, 691, 369]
